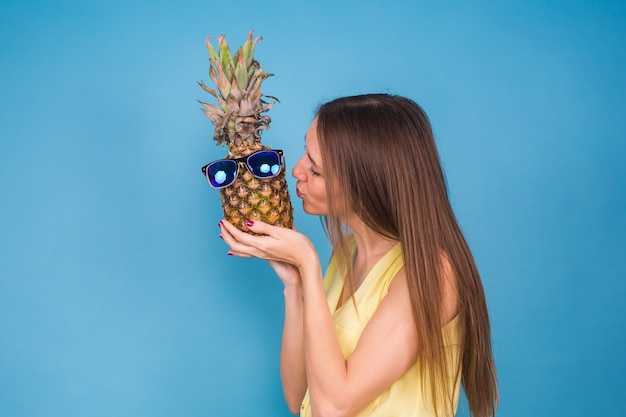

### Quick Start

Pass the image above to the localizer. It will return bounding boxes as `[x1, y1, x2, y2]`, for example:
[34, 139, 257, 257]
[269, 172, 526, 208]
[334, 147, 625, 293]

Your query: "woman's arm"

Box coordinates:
[219, 222, 316, 413]
[280, 278, 307, 413]
[300, 263, 419, 417]
[268, 260, 308, 413]
[219, 220, 420, 417]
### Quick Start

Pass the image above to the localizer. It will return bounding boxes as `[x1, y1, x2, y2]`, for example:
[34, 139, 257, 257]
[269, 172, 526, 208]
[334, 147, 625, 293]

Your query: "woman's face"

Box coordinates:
[292, 118, 330, 215]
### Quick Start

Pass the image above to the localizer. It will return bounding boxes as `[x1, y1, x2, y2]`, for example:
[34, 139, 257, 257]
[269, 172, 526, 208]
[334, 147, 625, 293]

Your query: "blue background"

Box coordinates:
[1, 1, 624, 416]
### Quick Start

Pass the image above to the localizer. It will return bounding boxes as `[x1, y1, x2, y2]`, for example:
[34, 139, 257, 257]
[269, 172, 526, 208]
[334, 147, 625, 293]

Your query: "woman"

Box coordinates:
[219, 94, 498, 417]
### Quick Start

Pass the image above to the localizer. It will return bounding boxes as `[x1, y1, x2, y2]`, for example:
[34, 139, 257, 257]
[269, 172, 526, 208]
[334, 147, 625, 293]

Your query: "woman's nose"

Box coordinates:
[292, 155, 306, 180]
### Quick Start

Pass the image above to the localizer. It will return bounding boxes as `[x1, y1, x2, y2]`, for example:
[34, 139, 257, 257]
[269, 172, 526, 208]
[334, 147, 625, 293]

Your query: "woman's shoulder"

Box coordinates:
[439, 251, 460, 324]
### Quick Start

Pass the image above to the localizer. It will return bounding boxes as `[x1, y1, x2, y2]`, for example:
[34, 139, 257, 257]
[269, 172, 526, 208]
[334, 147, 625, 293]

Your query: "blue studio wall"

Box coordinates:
[1, 1, 624, 416]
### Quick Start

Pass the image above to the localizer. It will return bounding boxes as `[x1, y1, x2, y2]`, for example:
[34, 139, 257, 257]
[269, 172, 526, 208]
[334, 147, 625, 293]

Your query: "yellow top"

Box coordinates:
[300, 243, 463, 417]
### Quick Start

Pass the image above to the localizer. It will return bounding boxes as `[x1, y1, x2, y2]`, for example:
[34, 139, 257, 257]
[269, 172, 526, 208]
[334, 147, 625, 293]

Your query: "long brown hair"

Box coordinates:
[316, 94, 498, 417]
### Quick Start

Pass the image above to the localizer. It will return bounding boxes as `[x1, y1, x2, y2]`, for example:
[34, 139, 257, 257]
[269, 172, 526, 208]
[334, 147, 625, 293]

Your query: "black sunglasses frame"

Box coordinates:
[201, 149, 285, 189]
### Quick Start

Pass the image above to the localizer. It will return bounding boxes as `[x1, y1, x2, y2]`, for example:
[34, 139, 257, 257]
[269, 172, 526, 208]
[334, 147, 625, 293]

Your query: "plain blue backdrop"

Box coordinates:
[1, 1, 624, 416]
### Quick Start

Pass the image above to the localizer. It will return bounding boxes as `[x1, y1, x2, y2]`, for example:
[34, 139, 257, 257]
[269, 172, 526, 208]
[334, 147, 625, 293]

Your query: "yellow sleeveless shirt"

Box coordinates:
[300, 243, 463, 417]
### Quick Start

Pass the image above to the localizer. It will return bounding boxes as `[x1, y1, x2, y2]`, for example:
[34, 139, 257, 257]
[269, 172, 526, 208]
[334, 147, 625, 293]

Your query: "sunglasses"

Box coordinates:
[201, 149, 285, 189]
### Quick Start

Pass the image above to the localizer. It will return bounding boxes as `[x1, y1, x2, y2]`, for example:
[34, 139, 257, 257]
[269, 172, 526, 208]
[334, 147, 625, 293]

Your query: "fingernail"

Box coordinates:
[227, 251, 233, 256]
[218, 221, 222, 228]
[219, 234, 223, 240]
[246, 219, 254, 227]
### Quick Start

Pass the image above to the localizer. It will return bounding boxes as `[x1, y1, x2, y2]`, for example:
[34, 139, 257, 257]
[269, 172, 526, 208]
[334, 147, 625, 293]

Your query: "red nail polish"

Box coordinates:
[227, 251, 233, 256]
[219, 235, 223, 240]
[246, 220, 254, 227]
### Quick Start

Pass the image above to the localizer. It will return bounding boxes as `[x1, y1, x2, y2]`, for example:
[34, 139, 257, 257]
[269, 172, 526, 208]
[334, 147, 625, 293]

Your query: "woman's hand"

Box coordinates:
[267, 260, 301, 288]
[218, 219, 318, 286]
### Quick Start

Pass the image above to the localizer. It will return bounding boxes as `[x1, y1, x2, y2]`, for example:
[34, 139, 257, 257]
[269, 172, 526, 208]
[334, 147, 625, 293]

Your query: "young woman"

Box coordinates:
[218, 94, 498, 417]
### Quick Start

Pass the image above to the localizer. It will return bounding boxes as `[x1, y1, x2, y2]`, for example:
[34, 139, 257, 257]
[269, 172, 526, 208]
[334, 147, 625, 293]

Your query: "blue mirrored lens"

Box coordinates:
[247, 151, 281, 178]
[207, 160, 237, 188]
[214, 170, 227, 184]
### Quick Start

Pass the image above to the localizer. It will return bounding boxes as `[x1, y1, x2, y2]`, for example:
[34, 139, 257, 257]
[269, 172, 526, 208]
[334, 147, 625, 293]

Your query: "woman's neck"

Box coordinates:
[348, 217, 399, 285]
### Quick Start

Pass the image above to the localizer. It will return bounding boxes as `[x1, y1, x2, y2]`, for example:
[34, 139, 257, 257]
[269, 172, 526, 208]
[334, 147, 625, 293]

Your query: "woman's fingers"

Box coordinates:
[219, 220, 255, 256]
[244, 219, 276, 236]
[218, 218, 311, 266]
[219, 219, 276, 258]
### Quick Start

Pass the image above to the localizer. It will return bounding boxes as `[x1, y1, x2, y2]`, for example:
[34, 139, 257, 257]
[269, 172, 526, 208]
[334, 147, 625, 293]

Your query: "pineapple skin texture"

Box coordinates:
[219, 160, 294, 232]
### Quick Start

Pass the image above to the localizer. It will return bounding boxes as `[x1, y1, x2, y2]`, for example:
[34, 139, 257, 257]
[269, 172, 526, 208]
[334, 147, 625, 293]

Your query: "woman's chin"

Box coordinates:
[301, 202, 321, 216]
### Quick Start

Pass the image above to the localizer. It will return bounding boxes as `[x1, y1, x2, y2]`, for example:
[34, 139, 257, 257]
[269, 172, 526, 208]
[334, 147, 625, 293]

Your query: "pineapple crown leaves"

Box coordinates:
[198, 30, 279, 150]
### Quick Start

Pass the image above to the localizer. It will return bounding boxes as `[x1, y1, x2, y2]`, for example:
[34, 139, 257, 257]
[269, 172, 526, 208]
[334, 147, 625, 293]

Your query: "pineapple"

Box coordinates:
[199, 30, 294, 232]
